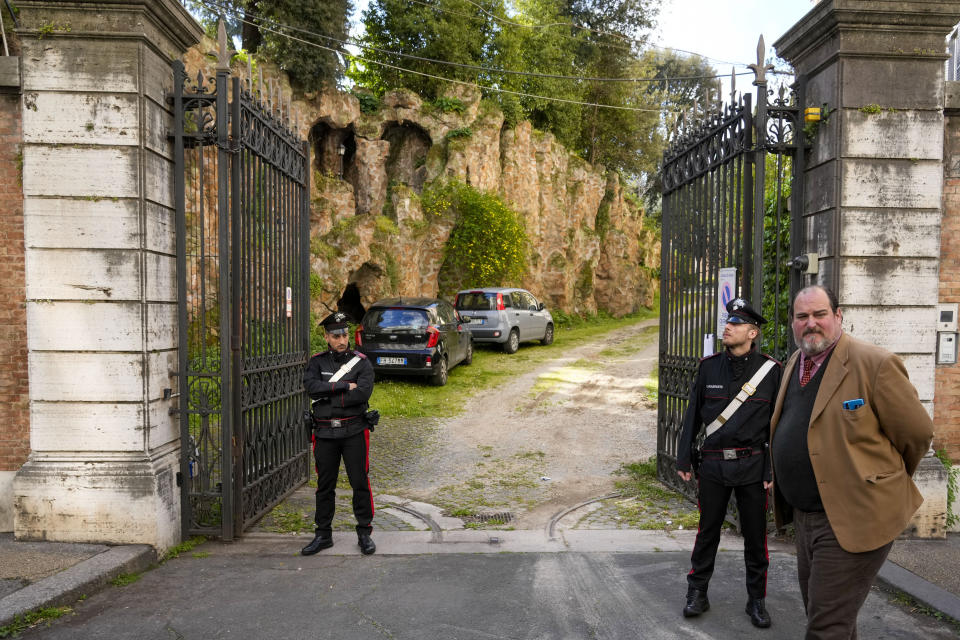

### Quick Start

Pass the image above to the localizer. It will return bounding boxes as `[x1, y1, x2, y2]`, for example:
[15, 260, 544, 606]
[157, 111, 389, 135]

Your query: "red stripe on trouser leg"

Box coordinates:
[364, 428, 374, 518]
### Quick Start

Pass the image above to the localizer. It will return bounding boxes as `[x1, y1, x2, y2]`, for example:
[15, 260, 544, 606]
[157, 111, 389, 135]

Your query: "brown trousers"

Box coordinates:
[794, 509, 892, 640]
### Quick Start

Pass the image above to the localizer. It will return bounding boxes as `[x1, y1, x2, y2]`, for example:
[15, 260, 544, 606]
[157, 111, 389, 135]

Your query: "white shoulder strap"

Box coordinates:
[704, 359, 778, 438]
[329, 355, 362, 383]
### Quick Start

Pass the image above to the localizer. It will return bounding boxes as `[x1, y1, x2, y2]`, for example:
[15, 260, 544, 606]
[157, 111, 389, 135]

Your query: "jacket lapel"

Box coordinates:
[809, 333, 850, 427]
[771, 350, 799, 436]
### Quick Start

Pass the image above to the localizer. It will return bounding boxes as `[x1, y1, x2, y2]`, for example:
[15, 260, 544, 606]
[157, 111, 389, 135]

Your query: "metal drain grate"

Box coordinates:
[465, 511, 514, 524]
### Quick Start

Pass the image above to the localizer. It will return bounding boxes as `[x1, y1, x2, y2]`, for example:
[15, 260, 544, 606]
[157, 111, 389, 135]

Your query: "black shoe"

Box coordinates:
[358, 533, 376, 555]
[683, 588, 709, 617]
[745, 597, 771, 628]
[301, 533, 333, 556]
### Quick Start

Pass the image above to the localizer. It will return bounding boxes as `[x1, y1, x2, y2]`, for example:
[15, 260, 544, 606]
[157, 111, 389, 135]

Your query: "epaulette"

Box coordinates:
[699, 352, 722, 363]
[352, 350, 367, 359]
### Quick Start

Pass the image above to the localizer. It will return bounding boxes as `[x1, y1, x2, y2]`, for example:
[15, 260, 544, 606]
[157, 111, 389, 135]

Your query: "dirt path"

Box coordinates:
[397, 319, 660, 529]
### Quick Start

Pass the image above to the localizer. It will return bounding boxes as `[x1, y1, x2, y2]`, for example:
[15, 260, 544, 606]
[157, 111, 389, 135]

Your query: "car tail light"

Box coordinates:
[426, 355, 432, 367]
[426, 326, 440, 348]
[354, 325, 364, 346]
[454, 293, 460, 307]
[496, 292, 505, 310]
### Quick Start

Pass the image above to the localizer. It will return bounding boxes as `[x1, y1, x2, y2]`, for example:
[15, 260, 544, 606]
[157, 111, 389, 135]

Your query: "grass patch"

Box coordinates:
[191, 551, 211, 558]
[609, 457, 700, 530]
[644, 366, 659, 404]
[370, 303, 658, 420]
[161, 536, 207, 562]
[0, 607, 72, 638]
[881, 586, 960, 633]
[260, 502, 314, 535]
[111, 573, 142, 587]
[432, 448, 548, 523]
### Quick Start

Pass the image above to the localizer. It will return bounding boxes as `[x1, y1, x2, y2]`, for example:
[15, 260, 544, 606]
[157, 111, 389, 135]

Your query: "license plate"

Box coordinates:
[472, 317, 485, 324]
[377, 357, 407, 366]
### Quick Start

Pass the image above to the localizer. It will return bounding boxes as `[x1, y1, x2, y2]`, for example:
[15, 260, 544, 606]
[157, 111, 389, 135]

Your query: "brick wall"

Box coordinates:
[0, 91, 28, 472]
[937, 112, 960, 459]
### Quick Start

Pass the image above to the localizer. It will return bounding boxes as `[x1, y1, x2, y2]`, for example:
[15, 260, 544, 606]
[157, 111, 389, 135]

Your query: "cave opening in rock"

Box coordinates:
[382, 122, 432, 193]
[309, 121, 357, 181]
[337, 283, 366, 324]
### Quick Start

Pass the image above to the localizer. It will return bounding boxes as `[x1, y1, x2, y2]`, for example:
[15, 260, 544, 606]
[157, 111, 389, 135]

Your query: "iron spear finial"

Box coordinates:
[748, 35, 774, 86]
[216, 18, 230, 71]
[730, 67, 737, 103]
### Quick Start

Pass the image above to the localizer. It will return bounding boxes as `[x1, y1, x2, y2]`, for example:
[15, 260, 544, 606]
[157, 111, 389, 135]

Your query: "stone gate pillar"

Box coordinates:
[776, 0, 958, 412]
[775, 0, 959, 537]
[12, 0, 202, 549]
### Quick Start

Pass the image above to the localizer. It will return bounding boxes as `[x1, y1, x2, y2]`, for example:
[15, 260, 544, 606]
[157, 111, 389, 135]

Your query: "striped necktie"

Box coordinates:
[800, 357, 815, 386]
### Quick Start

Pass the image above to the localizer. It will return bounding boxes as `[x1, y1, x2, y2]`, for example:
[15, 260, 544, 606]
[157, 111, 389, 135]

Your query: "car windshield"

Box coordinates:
[457, 292, 495, 311]
[364, 308, 429, 330]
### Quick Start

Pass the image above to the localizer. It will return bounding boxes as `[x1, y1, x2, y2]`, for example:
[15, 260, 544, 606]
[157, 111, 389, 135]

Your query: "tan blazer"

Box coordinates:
[770, 332, 933, 553]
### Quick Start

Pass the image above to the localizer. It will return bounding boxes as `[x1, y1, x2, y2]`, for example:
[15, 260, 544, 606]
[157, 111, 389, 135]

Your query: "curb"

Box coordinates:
[877, 559, 960, 623]
[0, 545, 156, 628]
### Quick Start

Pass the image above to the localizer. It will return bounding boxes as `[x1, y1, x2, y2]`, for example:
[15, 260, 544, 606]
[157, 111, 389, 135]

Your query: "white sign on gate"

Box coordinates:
[716, 267, 737, 339]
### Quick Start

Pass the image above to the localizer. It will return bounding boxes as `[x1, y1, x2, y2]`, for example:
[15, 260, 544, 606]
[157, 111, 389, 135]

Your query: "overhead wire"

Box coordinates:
[193, 0, 792, 114]
[197, 0, 758, 85]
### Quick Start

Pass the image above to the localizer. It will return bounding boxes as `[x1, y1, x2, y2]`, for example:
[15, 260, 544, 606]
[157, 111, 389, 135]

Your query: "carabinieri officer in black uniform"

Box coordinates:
[676, 298, 782, 628]
[301, 311, 377, 556]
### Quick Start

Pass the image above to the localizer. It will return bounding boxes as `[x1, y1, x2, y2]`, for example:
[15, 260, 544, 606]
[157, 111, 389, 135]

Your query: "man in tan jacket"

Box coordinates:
[770, 285, 933, 639]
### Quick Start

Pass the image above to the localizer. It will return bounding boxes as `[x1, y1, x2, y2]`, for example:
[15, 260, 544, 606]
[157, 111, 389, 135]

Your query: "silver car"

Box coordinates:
[454, 288, 554, 353]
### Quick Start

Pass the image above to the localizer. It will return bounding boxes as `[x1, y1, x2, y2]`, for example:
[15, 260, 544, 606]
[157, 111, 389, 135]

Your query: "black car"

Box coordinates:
[355, 298, 473, 386]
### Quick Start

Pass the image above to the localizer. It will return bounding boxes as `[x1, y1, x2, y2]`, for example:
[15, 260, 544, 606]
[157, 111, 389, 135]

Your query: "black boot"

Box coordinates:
[358, 533, 376, 555]
[301, 533, 333, 556]
[745, 597, 771, 628]
[683, 588, 710, 617]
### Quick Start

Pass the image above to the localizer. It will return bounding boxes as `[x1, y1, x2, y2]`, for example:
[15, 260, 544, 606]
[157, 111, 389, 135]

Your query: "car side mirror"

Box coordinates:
[538, 303, 545, 311]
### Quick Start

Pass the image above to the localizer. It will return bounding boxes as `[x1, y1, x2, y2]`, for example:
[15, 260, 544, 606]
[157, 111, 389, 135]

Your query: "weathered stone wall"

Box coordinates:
[939, 89, 960, 460]
[0, 60, 27, 531]
[300, 87, 659, 320]
[11, 0, 202, 549]
[182, 46, 659, 321]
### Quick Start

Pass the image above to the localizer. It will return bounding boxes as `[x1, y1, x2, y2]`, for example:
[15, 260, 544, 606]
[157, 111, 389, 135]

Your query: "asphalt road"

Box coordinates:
[18, 534, 958, 639]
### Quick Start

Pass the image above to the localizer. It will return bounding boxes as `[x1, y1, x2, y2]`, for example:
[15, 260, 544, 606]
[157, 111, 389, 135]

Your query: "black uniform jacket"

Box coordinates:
[303, 348, 374, 439]
[676, 347, 782, 486]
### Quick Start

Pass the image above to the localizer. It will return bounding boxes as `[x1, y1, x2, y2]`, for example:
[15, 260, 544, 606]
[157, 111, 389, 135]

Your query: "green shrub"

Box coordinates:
[433, 96, 465, 113]
[430, 181, 527, 295]
[352, 90, 380, 115]
[445, 127, 472, 141]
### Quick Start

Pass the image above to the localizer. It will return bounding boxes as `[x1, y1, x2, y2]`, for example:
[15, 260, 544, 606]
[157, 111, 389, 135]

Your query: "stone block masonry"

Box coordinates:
[775, 0, 958, 537]
[10, 0, 202, 551]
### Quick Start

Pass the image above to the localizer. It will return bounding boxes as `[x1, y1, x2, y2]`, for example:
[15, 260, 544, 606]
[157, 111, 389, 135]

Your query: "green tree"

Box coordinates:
[352, 0, 518, 99]
[186, 0, 352, 92]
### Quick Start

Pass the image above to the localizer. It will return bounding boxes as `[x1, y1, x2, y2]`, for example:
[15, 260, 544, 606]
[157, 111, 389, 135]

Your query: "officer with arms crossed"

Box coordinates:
[301, 311, 377, 556]
[676, 298, 782, 628]
[771, 285, 933, 638]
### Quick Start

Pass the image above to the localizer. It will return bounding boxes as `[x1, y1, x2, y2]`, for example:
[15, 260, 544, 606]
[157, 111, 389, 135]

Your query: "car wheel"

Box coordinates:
[502, 328, 520, 354]
[541, 323, 554, 346]
[431, 356, 448, 386]
[462, 340, 473, 365]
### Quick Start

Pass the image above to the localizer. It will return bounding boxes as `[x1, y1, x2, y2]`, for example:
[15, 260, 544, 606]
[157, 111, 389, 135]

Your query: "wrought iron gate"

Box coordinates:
[657, 39, 807, 496]
[172, 32, 311, 539]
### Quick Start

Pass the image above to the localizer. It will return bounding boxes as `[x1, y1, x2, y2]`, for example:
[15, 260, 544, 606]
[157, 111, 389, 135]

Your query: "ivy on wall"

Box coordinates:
[425, 180, 527, 297]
